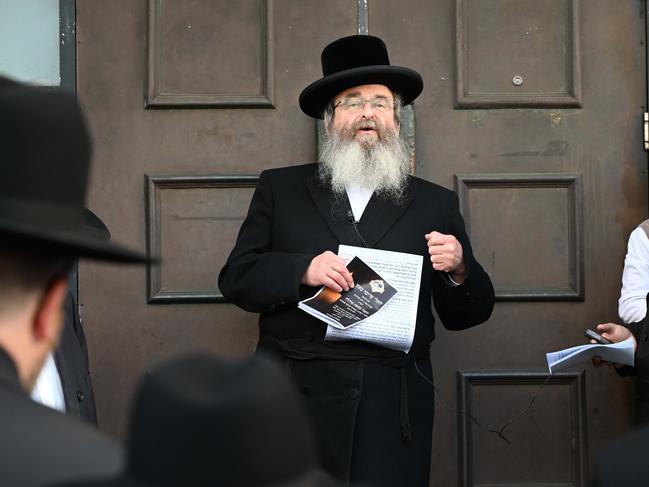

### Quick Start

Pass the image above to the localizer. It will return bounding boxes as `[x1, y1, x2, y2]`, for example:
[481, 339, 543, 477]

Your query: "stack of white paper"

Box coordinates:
[546, 337, 635, 373]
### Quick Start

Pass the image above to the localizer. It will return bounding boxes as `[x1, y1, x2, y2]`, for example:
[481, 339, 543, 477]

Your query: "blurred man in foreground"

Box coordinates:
[0, 77, 148, 486]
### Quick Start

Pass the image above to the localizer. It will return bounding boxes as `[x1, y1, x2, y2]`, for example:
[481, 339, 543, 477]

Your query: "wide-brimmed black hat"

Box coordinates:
[299, 35, 423, 119]
[81, 207, 111, 242]
[0, 76, 148, 262]
[58, 354, 351, 487]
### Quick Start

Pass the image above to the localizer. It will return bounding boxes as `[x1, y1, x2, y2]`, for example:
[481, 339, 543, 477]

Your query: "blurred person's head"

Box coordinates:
[0, 243, 72, 389]
[59, 354, 350, 486]
[0, 76, 147, 390]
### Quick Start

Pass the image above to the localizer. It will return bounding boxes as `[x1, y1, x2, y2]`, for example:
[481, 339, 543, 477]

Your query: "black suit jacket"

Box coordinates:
[54, 290, 98, 424]
[219, 163, 495, 356]
[616, 294, 649, 424]
[0, 348, 122, 486]
[593, 297, 649, 485]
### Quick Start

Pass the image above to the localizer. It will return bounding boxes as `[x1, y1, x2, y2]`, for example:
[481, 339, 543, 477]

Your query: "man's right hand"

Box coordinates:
[301, 251, 355, 292]
[591, 322, 637, 368]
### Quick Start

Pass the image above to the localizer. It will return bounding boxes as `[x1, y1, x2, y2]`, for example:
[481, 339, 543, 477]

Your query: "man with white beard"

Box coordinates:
[318, 89, 409, 204]
[219, 35, 495, 487]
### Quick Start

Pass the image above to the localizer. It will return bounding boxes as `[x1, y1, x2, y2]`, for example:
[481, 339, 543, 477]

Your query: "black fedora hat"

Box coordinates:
[0, 76, 148, 262]
[58, 354, 350, 487]
[299, 35, 423, 119]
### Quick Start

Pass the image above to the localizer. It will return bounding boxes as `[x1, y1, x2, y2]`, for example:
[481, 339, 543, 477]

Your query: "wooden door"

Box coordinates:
[370, 1, 647, 485]
[77, 1, 647, 486]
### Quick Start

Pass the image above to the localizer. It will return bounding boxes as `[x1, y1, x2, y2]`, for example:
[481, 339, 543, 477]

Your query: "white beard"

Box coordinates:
[318, 128, 410, 202]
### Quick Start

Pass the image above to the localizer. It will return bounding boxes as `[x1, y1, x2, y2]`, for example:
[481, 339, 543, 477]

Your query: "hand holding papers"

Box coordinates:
[306, 245, 423, 354]
[298, 245, 423, 353]
[546, 337, 636, 373]
[298, 257, 398, 329]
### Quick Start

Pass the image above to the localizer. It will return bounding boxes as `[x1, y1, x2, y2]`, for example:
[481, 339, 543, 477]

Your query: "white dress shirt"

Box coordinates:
[30, 352, 66, 412]
[619, 225, 649, 323]
[345, 184, 374, 221]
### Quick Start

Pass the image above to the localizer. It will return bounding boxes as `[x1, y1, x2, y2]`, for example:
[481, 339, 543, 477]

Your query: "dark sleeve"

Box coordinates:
[616, 294, 649, 376]
[617, 318, 648, 377]
[218, 171, 315, 313]
[432, 191, 495, 330]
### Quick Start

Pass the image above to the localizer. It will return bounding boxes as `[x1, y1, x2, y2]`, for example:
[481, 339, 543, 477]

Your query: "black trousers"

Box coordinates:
[283, 356, 435, 487]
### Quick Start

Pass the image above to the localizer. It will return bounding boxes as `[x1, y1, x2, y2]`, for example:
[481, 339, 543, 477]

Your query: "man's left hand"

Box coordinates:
[425, 231, 466, 283]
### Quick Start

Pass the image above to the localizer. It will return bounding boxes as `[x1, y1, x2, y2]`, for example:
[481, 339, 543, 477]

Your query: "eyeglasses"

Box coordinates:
[333, 97, 394, 112]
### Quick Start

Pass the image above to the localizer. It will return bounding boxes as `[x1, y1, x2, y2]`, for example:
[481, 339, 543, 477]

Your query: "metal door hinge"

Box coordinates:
[645, 113, 649, 150]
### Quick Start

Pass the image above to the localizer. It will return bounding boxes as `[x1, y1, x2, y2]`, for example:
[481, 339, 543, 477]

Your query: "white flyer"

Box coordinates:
[324, 245, 423, 353]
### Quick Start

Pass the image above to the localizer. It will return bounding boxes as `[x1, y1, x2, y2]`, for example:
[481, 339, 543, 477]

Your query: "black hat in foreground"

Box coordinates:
[81, 207, 111, 242]
[299, 35, 423, 119]
[60, 354, 348, 487]
[0, 76, 148, 262]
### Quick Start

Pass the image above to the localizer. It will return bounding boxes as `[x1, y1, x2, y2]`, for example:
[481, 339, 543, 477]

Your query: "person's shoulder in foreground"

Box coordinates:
[0, 348, 122, 486]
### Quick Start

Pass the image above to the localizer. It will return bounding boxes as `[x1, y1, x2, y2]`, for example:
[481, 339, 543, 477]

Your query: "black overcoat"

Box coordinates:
[0, 348, 122, 486]
[219, 163, 495, 486]
[617, 294, 649, 424]
[54, 290, 98, 424]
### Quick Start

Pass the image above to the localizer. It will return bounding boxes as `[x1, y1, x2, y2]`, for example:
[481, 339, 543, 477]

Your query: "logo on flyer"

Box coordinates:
[369, 280, 385, 293]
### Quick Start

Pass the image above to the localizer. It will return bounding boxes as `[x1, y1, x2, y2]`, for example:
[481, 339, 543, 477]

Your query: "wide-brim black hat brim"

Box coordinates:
[299, 65, 423, 119]
[0, 200, 149, 263]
